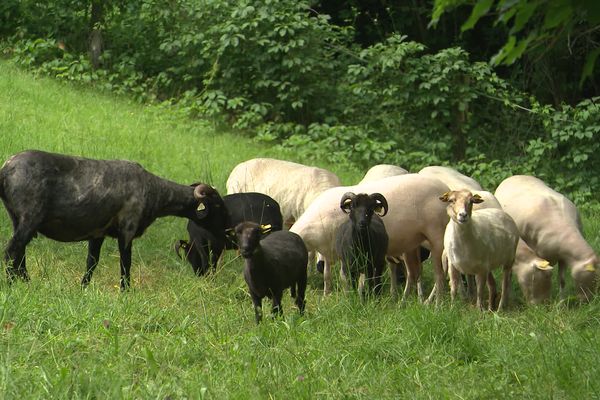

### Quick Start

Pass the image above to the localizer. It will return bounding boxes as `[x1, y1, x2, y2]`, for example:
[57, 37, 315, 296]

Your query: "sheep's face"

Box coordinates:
[340, 192, 388, 231]
[439, 190, 483, 224]
[572, 256, 599, 301]
[235, 222, 263, 258]
[193, 183, 225, 222]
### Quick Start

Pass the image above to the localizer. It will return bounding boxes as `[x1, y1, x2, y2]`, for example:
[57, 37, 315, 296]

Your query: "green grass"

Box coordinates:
[1, 60, 600, 399]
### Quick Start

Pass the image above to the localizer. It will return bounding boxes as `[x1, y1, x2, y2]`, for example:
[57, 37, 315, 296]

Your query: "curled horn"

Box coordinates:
[340, 192, 356, 214]
[370, 193, 388, 217]
[193, 183, 216, 200]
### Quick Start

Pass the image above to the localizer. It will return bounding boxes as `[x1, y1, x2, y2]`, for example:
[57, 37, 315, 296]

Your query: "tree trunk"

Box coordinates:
[451, 75, 470, 161]
[89, 0, 104, 70]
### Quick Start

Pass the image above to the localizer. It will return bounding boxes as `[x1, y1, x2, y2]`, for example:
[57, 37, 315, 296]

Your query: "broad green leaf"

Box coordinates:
[580, 47, 600, 88]
[461, 0, 494, 31]
[512, 1, 539, 33]
[490, 35, 516, 65]
[503, 35, 533, 64]
[542, 0, 572, 30]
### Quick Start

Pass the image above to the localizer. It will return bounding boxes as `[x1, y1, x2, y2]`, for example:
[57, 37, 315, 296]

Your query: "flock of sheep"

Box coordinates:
[0, 150, 598, 323]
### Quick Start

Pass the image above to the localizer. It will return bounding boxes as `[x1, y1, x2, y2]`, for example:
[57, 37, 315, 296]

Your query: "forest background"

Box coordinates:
[1, 0, 599, 202]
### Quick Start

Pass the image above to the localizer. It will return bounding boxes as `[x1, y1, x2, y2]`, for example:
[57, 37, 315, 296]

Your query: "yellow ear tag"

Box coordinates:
[260, 224, 272, 234]
[585, 263, 596, 272]
[536, 260, 552, 270]
[197, 203, 206, 211]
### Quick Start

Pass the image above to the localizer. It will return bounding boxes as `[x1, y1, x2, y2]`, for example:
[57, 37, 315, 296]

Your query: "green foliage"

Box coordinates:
[1, 1, 600, 201]
[431, 0, 600, 85]
[1, 63, 600, 398]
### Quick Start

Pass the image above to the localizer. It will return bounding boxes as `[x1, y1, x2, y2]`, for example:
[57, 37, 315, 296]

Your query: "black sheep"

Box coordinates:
[335, 192, 389, 297]
[235, 221, 308, 324]
[175, 192, 283, 275]
[0, 150, 225, 289]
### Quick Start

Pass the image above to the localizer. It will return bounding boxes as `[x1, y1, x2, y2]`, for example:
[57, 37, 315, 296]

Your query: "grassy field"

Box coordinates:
[1, 60, 600, 399]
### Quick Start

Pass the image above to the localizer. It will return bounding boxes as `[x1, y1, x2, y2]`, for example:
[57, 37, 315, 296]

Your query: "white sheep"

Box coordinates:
[440, 190, 520, 311]
[290, 174, 450, 302]
[226, 158, 341, 227]
[512, 239, 553, 305]
[495, 175, 598, 300]
[358, 164, 408, 185]
[418, 165, 498, 298]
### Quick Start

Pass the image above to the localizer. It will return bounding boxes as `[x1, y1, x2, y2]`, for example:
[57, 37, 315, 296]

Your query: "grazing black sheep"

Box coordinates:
[175, 192, 283, 275]
[234, 221, 308, 324]
[335, 192, 389, 297]
[0, 150, 225, 289]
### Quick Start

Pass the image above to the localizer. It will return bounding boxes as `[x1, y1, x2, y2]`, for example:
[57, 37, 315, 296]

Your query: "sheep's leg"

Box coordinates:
[497, 266, 512, 311]
[81, 237, 105, 287]
[448, 265, 463, 304]
[389, 262, 399, 299]
[296, 275, 307, 315]
[271, 291, 283, 319]
[466, 275, 476, 303]
[427, 244, 445, 306]
[486, 272, 498, 311]
[372, 260, 385, 296]
[475, 273, 486, 310]
[117, 236, 133, 291]
[358, 273, 366, 299]
[323, 258, 332, 295]
[558, 261, 567, 300]
[4, 218, 37, 282]
[195, 239, 212, 276]
[208, 241, 224, 272]
[250, 293, 263, 324]
[402, 250, 421, 302]
[339, 261, 351, 292]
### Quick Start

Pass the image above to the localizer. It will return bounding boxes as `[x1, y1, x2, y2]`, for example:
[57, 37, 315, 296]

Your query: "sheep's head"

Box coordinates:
[192, 183, 225, 221]
[235, 221, 272, 258]
[439, 189, 483, 224]
[572, 255, 599, 301]
[340, 192, 388, 231]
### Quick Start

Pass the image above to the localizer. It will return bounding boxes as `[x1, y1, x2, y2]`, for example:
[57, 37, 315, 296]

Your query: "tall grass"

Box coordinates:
[0, 60, 599, 399]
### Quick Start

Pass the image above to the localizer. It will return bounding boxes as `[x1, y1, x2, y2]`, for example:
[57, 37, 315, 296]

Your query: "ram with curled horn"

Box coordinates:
[335, 192, 390, 297]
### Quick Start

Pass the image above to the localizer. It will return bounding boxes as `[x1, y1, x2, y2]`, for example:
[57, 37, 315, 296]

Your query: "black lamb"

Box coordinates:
[0, 150, 225, 289]
[234, 221, 308, 324]
[175, 192, 283, 276]
[335, 192, 389, 297]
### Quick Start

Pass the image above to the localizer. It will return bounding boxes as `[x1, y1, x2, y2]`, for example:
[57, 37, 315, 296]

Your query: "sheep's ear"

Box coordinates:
[260, 224, 272, 234]
[439, 192, 451, 202]
[196, 201, 209, 218]
[535, 260, 553, 271]
[471, 194, 484, 204]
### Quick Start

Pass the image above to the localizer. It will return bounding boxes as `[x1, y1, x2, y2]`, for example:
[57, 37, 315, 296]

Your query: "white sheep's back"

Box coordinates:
[358, 164, 408, 184]
[226, 158, 341, 224]
[418, 165, 483, 191]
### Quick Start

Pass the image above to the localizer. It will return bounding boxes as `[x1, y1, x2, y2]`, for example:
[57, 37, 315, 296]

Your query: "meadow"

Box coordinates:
[1, 60, 600, 399]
